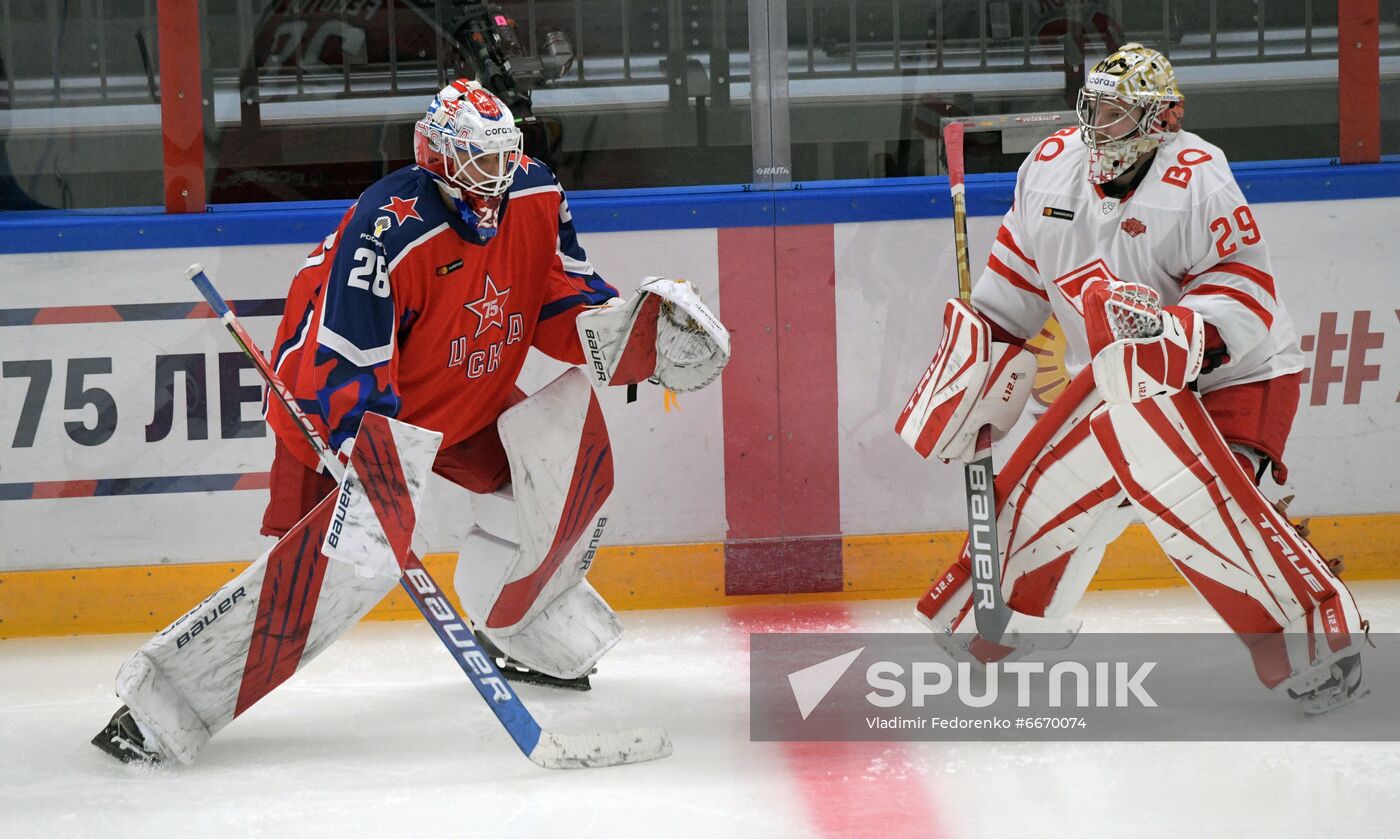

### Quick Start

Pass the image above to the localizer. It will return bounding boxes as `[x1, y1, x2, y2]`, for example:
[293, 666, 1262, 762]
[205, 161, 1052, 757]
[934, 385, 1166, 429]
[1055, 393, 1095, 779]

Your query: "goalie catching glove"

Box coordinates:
[575, 277, 730, 393]
[1083, 279, 1205, 405]
[896, 299, 1035, 463]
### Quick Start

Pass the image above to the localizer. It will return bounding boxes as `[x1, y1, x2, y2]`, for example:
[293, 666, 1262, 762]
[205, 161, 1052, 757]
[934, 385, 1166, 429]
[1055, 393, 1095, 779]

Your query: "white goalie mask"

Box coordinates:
[1076, 43, 1184, 184]
[413, 79, 523, 199]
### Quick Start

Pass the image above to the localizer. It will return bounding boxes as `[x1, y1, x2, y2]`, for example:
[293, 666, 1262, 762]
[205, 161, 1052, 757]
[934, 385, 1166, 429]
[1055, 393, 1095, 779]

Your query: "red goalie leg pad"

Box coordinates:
[236, 490, 337, 716]
[1089, 391, 1358, 686]
[485, 385, 615, 629]
[1166, 393, 1346, 635]
[917, 367, 1120, 661]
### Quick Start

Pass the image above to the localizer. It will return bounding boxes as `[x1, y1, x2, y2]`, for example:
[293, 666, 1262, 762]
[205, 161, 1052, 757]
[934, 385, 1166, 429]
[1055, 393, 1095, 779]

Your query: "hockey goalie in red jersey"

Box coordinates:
[896, 44, 1368, 714]
[92, 79, 730, 764]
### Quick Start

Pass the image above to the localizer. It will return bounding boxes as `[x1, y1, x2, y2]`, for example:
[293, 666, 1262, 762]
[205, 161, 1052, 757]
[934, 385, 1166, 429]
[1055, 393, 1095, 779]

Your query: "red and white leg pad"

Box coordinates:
[916, 371, 1132, 660]
[453, 368, 621, 680]
[116, 413, 440, 764]
[1089, 390, 1363, 691]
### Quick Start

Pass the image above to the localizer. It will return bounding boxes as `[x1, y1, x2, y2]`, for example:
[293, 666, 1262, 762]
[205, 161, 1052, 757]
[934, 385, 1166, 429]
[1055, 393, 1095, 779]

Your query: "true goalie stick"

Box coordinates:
[941, 123, 1079, 648]
[186, 264, 672, 769]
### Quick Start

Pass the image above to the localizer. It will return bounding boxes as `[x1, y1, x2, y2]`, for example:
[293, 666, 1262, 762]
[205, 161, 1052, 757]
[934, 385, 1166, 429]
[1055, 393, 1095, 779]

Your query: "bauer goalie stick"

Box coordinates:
[941, 123, 1079, 649]
[185, 264, 672, 769]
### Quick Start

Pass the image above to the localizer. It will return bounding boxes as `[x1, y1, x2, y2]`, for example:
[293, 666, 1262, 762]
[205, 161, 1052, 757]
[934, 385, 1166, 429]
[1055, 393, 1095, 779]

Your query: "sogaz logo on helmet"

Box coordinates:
[1086, 73, 1120, 93]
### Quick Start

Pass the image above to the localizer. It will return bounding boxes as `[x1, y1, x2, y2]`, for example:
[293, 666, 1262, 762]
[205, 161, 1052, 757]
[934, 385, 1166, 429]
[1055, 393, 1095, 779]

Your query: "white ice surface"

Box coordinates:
[4, 583, 1400, 839]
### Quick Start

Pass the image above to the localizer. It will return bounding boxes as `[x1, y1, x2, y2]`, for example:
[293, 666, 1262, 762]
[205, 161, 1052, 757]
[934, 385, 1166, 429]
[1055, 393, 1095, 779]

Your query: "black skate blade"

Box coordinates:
[91, 710, 161, 764]
[473, 629, 594, 690]
[496, 661, 593, 691]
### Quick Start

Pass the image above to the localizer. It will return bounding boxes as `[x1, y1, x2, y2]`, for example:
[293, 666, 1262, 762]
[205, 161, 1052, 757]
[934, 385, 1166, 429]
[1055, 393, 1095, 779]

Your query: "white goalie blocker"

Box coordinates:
[575, 276, 730, 393]
[114, 414, 441, 764]
[454, 368, 620, 679]
[896, 299, 1035, 463]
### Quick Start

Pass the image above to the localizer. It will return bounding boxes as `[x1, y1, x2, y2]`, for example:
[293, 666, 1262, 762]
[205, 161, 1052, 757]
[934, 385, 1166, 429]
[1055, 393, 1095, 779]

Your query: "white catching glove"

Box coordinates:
[576, 277, 730, 393]
[896, 299, 1035, 463]
[1083, 280, 1205, 405]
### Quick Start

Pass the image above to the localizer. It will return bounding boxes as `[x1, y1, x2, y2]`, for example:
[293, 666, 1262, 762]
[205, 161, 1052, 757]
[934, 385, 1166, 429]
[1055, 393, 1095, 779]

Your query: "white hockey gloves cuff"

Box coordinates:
[1091, 305, 1204, 404]
[576, 277, 731, 393]
[896, 298, 1035, 463]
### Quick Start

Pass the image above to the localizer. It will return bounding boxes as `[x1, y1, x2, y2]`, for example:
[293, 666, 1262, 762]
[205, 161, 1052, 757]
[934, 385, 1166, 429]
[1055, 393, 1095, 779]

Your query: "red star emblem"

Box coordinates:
[464, 274, 510, 338]
[380, 195, 422, 226]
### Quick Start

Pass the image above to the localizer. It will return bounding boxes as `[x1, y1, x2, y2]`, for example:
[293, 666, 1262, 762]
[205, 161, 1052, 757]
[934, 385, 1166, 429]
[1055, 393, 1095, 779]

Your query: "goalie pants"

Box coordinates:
[916, 368, 1364, 690]
[261, 388, 525, 538]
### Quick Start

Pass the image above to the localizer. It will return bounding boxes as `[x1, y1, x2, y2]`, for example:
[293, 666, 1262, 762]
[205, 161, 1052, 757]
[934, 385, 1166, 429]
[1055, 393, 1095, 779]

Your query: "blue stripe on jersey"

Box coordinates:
[540, 277, 617, 322]
[313, 347, 402, 451]
[273, 301, 315, 372]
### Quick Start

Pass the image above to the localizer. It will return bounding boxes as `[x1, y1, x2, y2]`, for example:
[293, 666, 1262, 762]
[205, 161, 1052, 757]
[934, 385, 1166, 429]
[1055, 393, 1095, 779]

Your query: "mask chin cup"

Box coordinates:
[453, 194, 503, 241]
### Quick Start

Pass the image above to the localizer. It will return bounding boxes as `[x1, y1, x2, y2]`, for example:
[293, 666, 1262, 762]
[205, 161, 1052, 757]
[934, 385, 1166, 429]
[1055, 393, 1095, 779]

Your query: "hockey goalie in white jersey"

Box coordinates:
[896, 43, 1368, 713]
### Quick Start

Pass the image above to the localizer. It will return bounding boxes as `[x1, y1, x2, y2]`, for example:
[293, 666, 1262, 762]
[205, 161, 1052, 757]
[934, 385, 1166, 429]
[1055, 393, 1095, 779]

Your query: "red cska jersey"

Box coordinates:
[266, 159, 617, 470]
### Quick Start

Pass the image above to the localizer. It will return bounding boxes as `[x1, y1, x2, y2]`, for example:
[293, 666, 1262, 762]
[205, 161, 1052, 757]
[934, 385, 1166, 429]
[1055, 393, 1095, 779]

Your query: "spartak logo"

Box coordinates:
[1121, 217, 1147, 237]
[1051, 259, 1121, 315]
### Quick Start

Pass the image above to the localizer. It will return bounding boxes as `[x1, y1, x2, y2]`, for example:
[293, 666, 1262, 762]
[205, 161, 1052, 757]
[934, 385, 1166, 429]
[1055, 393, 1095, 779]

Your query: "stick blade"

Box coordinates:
[528, 727, 673, 770]
[1002, 612, 1083, 652]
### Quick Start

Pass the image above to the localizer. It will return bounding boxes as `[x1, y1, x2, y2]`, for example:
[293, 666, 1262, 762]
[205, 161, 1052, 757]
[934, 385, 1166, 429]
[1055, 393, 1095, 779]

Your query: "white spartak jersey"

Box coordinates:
[971, 127, 1304, 393]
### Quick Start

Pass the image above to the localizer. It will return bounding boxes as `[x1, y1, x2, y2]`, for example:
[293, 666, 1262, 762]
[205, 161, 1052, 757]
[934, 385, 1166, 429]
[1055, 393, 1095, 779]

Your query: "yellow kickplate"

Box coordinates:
[2, 514, 1396, 639]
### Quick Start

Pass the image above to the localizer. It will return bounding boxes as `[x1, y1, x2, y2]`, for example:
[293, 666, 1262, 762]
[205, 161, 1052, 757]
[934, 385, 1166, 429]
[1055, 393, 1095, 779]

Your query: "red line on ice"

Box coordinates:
[726, 603, 946, 838]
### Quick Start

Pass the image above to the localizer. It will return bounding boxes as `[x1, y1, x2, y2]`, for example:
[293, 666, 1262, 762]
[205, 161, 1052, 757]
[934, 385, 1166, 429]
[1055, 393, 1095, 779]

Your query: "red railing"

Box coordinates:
[1339, 0, 1382, 165]
[157, 0, 207, 212]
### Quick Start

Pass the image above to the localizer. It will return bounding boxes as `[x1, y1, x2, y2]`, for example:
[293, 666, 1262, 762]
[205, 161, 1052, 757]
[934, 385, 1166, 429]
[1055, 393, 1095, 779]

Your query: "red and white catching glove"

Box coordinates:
[896, 299, 1035, 463]
[1084, 280, 1205, 405]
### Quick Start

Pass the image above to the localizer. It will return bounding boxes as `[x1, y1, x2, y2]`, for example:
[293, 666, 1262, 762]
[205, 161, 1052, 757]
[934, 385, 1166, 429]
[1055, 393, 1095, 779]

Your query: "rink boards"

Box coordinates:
[2, 160, 1399, 636]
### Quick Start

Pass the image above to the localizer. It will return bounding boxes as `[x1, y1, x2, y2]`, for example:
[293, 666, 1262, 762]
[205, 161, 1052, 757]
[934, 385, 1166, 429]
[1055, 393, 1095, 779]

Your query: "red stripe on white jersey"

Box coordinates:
[995, 224, 1038, 272]
[1180, 283, 1274, 328]
[1183, 261, 1277, 300]
[988, 255, 1049, 300]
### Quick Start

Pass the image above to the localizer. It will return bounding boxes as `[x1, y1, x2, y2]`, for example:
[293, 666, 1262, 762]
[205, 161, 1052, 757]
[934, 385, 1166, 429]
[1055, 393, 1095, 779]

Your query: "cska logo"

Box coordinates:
[467, 87, 503, 119]
[1121, 218, 1147, 237]
[464, 273, 511, 338]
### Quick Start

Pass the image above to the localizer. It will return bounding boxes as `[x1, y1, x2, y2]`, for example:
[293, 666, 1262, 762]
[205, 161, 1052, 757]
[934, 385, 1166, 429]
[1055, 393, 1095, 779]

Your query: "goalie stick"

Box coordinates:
[186, 264, 672, 769]
[941, 123, 1079, 649]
